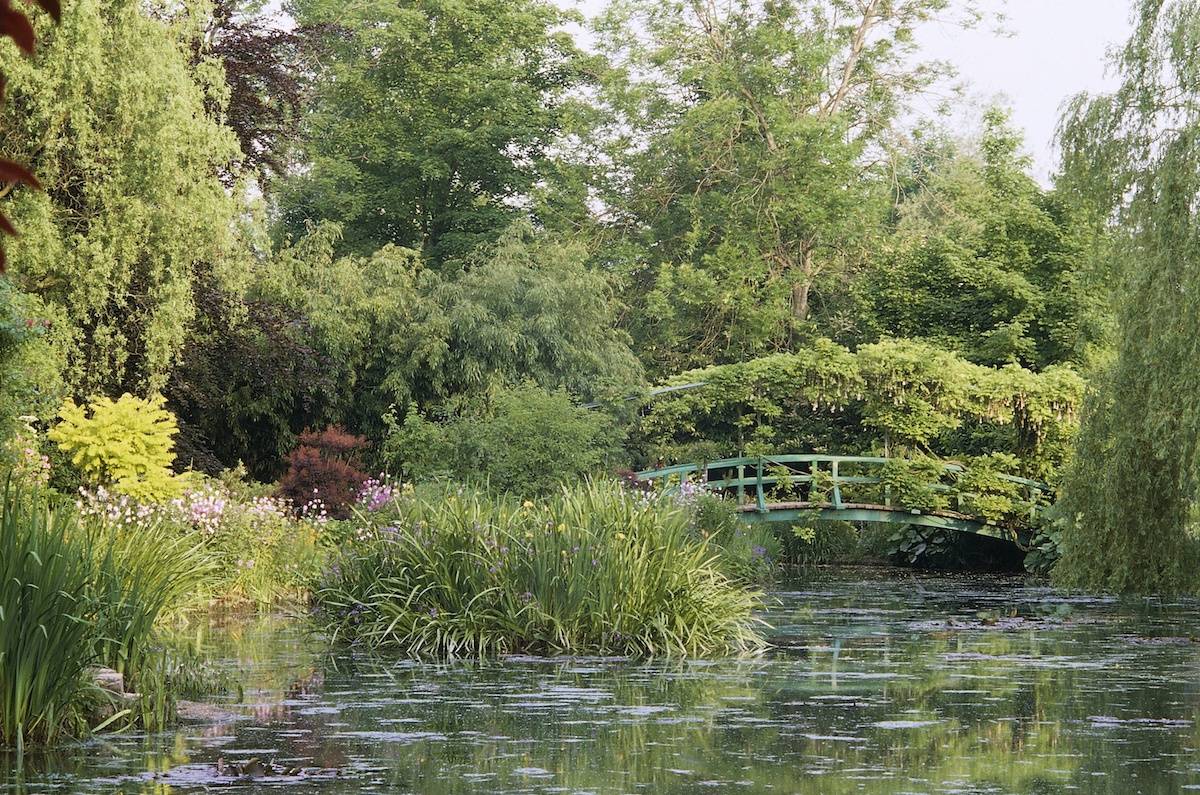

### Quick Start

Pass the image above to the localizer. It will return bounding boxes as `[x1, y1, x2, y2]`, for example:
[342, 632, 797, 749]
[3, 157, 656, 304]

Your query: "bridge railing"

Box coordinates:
[635, 454, 1050, 527]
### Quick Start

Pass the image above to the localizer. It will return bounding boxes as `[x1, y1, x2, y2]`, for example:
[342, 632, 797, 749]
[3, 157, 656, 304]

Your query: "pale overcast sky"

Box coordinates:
[559, 0, 1134, 184]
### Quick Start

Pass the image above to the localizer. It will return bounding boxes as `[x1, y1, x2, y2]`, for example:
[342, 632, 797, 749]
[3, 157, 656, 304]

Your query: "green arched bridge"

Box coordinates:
[635, 455, 1051, 546]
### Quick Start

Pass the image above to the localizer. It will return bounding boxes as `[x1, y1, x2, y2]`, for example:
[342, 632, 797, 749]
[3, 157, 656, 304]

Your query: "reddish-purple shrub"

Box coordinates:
[277, 427, 369, 518]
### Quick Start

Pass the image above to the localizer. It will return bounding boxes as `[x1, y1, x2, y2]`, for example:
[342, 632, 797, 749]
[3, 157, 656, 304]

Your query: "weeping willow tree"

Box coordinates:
[1054, 0, 1200, 592]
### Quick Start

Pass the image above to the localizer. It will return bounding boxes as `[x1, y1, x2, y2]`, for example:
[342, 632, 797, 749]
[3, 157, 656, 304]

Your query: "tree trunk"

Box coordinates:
[791, 280, 810, 322]
[790, 245, 816, 321]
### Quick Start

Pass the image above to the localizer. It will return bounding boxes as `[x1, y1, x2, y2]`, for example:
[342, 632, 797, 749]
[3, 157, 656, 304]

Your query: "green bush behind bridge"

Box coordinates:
[633, 338, 1084, 484]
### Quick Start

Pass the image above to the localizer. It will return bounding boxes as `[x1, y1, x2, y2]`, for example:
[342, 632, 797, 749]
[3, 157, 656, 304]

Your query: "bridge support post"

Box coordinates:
[831, 460, 843, 509]
[755, 458, 767, 513]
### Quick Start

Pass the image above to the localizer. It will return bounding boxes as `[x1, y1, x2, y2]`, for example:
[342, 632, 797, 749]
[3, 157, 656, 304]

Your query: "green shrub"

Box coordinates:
[316, 480, 765, 658]
[1024, 504, 1069, 575]
[786, 520, 860, 568]
[383, 384, 621, 496]
[878, 455, 950, 512]
[48, 394, 183, 501]
[951, 453, 1031, 528]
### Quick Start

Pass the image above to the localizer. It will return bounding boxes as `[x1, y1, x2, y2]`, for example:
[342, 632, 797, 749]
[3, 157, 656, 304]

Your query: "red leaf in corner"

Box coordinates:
[0, 160, 40, 190]
[0, 3, 34, 54]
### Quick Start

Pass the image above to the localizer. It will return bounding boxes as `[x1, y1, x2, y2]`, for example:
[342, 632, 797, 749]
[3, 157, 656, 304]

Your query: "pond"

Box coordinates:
[5, 569, 1200, 794]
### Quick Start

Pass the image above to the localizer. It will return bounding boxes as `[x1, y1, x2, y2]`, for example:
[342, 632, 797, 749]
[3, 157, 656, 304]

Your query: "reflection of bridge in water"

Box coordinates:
[635, 454, 1051, 547]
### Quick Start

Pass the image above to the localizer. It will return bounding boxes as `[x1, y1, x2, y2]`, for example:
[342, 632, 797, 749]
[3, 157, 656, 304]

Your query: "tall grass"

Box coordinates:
[0, 491, 95, 750]
[317, 481, 766, 658]
[87, 519, 211, 676]
[0, 488, 210, 749]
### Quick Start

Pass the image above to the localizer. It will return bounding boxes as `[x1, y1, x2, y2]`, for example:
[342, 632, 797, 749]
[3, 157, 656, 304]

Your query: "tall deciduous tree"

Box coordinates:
[197, 0, 320, 180]
[863, 109, 1105, 369]
[590, 0, 986, 376]
[1, 0, 241, 397]
[1055, 0, 1200, 592]
[275, 0, 586, 263]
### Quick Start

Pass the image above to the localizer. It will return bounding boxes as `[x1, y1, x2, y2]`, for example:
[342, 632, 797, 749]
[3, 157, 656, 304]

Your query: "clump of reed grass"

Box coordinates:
[0, 488, 211, 749]
[87, 517, 212, 677]
[316, 480, 766, 658]
[0, 491, 96, 750]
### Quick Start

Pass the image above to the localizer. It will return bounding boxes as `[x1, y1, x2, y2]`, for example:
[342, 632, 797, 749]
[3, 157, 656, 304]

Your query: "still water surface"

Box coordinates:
[6, 570, 1200, 794]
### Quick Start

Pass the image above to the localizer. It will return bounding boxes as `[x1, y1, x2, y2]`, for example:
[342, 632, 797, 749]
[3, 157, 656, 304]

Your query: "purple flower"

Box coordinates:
[357, 477, 398, 511]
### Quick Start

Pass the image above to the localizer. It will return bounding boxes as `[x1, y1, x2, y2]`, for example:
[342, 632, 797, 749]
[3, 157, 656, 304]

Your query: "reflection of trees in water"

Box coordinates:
[8, 594, 1200, 794]
[243, 612, 1200, 794]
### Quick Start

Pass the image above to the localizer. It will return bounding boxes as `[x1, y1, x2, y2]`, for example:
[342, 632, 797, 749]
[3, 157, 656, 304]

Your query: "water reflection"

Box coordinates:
[6, 571, 1200, 793]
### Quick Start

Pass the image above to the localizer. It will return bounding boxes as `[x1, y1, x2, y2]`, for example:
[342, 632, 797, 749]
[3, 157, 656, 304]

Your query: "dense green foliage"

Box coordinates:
[317, 481, 766, 657]
[635, 338, 1083, 481]
[165, 268, 337, 477]
[2, 0, 241, 397]
[863, 110, 1106, 369]
[1054, 0, 1200, 593]
[278, 0, 584, 262]
[384, 384, 621, 497]
[247, 222, 642, 451]
[588, 0, 987, 374]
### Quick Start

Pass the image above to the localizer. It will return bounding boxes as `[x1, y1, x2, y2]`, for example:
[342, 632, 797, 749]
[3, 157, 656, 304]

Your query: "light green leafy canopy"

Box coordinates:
[1055, 0, 1200, 592]
[257, 222, 643, 436]
[635, 338, 1083, 481]
[588, 0, 987, 376]
[1, 0, 241, 397]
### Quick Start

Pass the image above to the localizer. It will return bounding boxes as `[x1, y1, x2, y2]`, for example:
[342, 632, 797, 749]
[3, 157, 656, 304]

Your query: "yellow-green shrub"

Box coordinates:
[48, 394, 182, 500]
